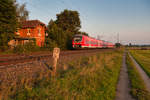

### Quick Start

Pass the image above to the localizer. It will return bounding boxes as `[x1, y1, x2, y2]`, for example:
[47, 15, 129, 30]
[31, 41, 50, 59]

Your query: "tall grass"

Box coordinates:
[130, 50, 150, 77]
[126, 53, 150, 100]
[8, 50, 123, 100]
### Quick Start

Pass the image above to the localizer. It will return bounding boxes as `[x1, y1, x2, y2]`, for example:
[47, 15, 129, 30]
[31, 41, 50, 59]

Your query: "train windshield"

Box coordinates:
[74, 36, 82, 42]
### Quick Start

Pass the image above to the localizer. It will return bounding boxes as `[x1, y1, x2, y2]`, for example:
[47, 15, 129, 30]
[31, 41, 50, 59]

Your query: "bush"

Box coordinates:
[44, 38, 58, 50]
[13, 42, 40, 54]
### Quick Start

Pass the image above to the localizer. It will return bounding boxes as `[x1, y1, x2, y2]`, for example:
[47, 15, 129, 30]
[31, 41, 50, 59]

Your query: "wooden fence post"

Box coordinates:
[52, 47, 60, 76]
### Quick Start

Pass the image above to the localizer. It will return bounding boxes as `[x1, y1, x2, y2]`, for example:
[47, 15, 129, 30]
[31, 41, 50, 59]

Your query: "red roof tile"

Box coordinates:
[20, 20, 46, 28]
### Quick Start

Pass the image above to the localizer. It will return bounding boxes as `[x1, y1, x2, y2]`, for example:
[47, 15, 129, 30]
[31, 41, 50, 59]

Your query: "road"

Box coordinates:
[115, 52, 135, 100]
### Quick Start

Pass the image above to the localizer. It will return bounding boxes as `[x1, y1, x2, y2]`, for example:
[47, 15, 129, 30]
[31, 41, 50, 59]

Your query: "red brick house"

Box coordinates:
[15, 20, 46, 47]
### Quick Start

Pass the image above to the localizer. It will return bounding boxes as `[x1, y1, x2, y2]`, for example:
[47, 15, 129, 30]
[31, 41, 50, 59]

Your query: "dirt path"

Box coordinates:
[129, 53, 150, 92]
[115, 53, 135, 100]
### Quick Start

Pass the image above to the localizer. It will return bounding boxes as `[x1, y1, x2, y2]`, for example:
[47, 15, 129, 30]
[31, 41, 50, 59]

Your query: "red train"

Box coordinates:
[72, 34, 115, 49]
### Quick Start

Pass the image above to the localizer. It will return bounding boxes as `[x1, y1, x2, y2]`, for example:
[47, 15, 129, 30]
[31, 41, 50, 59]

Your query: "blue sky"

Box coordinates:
[17, 0, 150, 44]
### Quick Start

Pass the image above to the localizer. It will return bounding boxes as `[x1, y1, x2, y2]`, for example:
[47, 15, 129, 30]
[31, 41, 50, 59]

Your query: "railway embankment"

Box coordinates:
[0, 49, 123, 100]
[0, 49, 111, 66]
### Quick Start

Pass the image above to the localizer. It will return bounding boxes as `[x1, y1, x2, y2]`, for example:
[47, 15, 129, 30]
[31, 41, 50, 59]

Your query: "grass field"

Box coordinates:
[130, 50, 150, 77]
[126, 53, 150, 100]
[7, 50, 123, 100]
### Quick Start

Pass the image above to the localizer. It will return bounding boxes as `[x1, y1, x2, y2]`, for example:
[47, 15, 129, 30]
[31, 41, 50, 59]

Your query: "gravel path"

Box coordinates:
[115, 53, 135, 100]
[129, 53, 150, 92]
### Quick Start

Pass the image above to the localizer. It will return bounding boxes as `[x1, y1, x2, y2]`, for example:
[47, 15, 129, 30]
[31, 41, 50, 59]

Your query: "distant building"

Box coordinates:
[14, 20, 46, 47]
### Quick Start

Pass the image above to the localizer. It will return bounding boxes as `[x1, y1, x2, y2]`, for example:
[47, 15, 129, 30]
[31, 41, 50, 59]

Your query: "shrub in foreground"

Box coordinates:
[13, 42, 40, 54]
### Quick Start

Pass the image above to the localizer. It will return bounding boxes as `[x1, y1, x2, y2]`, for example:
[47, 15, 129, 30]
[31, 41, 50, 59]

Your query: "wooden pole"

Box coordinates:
[52, 47, 60, 76]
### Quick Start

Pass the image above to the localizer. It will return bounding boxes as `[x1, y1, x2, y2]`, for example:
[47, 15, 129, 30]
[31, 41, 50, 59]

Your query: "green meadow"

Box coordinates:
[130, 50, 150, 77]
[126, 53, 150, 100]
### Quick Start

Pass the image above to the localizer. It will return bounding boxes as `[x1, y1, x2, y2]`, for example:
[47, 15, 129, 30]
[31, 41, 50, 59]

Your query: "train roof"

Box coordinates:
[74, 34, 114, 44]
[74, 34, 96, 40]
[74, 34, 83, 37]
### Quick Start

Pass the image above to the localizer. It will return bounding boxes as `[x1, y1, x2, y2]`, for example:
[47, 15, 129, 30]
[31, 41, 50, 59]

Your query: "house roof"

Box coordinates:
[20, 20, 46, 28]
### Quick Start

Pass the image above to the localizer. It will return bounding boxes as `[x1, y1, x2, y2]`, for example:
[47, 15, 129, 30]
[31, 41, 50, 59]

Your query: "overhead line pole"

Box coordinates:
[117, 33, 119, 43]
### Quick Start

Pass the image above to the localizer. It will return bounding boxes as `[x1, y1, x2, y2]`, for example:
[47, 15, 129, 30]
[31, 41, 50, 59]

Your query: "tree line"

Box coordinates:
[0, 0, 29, 51]
[0, 0, 88, 52]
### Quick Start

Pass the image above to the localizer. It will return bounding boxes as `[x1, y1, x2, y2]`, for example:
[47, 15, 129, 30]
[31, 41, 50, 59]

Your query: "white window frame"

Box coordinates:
[16, 28, 20, 35]
[27, 28, 30, 36]
[38, 28, 41, 36]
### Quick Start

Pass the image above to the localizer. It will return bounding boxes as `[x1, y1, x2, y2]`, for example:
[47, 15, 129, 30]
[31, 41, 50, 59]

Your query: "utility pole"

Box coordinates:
[116, 33, 121, 48]
[97, 34, 104, 40]
[97, 35, 100, 40]
[117, 33, 119, 43]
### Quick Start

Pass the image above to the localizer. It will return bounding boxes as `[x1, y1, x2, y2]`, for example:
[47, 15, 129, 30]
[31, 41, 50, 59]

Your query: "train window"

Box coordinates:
[74, 36, 82, 42]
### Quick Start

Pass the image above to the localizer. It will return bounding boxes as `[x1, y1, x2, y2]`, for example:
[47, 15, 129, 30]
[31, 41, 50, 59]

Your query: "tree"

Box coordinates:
[115, 43, 121, 48]
[47, 22, 67, 49]
[44, 38, 57, 50]
[16, 3, 29, 22]
[47, 9, 81, 50]
[56, 9, 81, 49]
[0, 0, 17, 50]
[129, 43, 132, 47]
[47, 19, 55, 30]
[77, 31, 89, 36]
[55, 9, 81, 33]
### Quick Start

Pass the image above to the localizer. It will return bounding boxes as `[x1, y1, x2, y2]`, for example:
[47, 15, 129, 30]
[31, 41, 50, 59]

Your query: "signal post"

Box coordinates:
[52, 47, 60, 76]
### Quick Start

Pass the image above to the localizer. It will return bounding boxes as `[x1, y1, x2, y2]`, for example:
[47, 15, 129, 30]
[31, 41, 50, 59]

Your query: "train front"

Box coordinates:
[72, 34, 83, 48]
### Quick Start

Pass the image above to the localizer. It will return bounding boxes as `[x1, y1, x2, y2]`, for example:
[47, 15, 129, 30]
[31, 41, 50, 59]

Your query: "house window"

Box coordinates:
[16, 28, 20, 35]
[46, 33, 48, 36]
[17, 32, 20, 35]
[27, 28, 30, 36]
[38, 28, 41, 36]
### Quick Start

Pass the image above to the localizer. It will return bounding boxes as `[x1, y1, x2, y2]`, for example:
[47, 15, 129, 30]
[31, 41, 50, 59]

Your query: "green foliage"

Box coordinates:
[46, 9, 82, 50]
[115, 43, 121, 48]
[47, 22, 67, 49]
[126, 53, 150, 100]
[44, 38, 57, 50]
[13, 42, 40, 54]
[78, 31, 89, 36]
[130, 50, 150, 77]
[0, 0, 18, 51]
[56, 9, 81, 32]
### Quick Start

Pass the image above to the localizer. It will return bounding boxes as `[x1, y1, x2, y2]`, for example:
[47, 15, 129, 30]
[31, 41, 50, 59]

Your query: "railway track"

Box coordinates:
[0, 49, 113, 66]
[0, 54, 52, 66]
